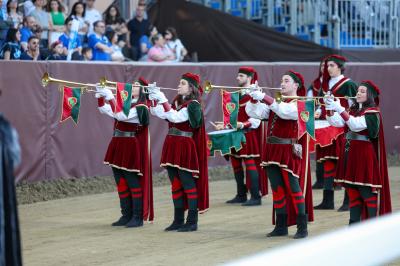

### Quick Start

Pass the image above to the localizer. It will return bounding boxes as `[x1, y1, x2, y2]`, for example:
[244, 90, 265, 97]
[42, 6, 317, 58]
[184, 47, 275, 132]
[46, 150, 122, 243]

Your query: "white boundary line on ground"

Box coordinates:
[225, 212, 400, 266]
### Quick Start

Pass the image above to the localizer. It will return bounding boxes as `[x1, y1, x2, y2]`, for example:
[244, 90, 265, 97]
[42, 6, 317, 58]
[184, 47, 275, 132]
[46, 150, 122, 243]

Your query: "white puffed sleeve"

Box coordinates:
[150, 105, 189, 123]
[245, 101, 270, 120]
[269, 101, 298, 120]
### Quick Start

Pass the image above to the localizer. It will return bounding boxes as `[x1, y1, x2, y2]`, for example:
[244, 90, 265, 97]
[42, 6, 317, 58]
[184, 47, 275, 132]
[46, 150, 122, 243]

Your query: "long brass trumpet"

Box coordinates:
[41, 72, 103, 89]
[100, 77, 178, 93]
[203, 80, 281, 94]
[275, 91, 357, 103]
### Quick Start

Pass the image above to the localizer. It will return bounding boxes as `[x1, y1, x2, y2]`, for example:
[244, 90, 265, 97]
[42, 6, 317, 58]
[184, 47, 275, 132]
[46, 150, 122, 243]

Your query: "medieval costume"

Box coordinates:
[314, 54, 358, 211]
[325, 80, 391, 223]
[96, 78, 154, 227]
[225, 67, 268, 206]
[149, 73, 209, 232]
[246, 71, 314, 239]
[0, 114, 22, 266]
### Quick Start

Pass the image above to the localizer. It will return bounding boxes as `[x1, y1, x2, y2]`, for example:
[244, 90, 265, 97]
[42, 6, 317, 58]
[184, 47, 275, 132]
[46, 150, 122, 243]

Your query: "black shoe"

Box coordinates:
[293, 214, 308, 239]
[177, 223, 198, 232]
[337, 191, 349, 212]
[349, 219, 359, 225]
[111, 215, 131, 226]
[337, 203, 349, 212]
[226, 195, 247, 204]
[126, 215, 143, 228]
[165, 208, 184, 231]
[266, 214, 288, 237]
[241, 198, 261, 206]
[314, 190, 334, 210]
[177, 209, 198, 232]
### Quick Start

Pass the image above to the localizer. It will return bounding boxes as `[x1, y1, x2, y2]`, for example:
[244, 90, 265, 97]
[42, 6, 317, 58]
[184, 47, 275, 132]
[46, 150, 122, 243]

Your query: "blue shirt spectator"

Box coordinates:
[88, 20, 112, 61]
[20, 16, 36, 51]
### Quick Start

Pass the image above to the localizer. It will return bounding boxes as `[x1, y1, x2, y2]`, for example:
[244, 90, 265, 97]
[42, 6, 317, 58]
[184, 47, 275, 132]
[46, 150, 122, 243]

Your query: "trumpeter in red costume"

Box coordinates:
[246, 71, 314, 239]
[96, 78, 154, 227]
[307, 58, 329, 189]
[149, 73, 209, 232]
[221, 67, 268, 206]
[314, 54, 358, 211]
[324, 80, 391, 223]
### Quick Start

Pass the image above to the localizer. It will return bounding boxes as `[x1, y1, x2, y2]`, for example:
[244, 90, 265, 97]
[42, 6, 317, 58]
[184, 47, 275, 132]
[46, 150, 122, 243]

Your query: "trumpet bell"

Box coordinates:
[99, 77, 107, 87]
[274, 91, 283, 103]
[204, 80, 212, 94]
[41, 72, 50, 87]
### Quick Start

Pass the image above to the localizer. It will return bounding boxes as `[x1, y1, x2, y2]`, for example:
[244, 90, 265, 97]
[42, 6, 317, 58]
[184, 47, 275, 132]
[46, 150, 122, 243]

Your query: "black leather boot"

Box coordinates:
[337, 191, 349, 212]
[293, 214, 308, 239]
[126, 208, 143, 228]
[267, 214, 288, 237]
[164, 208, 184, 231]
[112, 197, 132, 226]
[312, 162, 324, 189]
[226, 194, 247, 204]
[314, 190, 334, 210]
[178, 209, 198, 232]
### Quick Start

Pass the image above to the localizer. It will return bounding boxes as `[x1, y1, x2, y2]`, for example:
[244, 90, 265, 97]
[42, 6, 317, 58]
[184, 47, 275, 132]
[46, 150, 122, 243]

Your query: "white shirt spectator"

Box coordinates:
[85, 8, 102, 35]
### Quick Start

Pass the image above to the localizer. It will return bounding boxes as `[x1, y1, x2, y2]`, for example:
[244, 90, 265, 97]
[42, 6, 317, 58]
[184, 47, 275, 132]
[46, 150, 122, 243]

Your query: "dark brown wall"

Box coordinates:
[1, 61, 399, 183]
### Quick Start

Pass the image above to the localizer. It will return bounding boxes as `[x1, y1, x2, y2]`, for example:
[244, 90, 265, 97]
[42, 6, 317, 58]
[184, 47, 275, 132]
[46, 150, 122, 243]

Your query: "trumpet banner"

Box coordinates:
[221, 90, 239, 129]
[61, 86, 82, 124]
[297, 100, 315, 139]
[116, 82, 133, 116]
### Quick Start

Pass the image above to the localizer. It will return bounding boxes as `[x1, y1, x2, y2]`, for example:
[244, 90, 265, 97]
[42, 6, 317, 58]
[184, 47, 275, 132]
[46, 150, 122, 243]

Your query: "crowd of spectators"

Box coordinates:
[0, 0, 190, 62]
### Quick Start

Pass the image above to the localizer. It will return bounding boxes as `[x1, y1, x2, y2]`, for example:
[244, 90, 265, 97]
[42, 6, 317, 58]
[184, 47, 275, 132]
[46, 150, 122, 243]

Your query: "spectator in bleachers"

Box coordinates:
[59, 17, 82, 58]
[84, 0, 101, 36]
[20, 15, 36, 51]
[81, 46, 92, 61]
[20, 35, 41, 60]
[88, 20, 112, 61]
[164, 27, 187, 62]
[67, 1, 88, 45]
[47, 0, 65, 45]
[105, 29, 124, 62]
[0, 27, 21, 60]
[0, 0, 13, 47]
[138, 24, 157, 61]
[6, 0, 23, 29]
[23, 0, 35, 16]
[31, 0, 50, 48]
[46, 39, 66, 60]
[127, 4, 149, 60]
[147, 33, 175, 62]
[104, 4, 124, 32]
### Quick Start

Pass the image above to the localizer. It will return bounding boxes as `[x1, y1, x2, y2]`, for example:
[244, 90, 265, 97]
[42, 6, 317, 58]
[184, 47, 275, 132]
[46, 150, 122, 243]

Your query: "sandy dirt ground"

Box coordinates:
[19, 167, 400, 266]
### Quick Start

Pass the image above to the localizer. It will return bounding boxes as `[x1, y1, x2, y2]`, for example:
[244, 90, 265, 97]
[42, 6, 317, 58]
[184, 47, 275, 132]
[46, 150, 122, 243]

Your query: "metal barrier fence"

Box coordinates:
[333, 0, 399, 48]
[206, 0, 400, 48]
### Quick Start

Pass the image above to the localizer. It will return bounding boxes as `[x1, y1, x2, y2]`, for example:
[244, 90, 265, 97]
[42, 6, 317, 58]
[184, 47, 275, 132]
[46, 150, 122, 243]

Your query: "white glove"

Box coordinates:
[102, 88, 114, 101]
[150, 90, 168, 103]
[147, 82, 160, 94]
[326, 99, 345, 113]
[249, 90, 265, 101]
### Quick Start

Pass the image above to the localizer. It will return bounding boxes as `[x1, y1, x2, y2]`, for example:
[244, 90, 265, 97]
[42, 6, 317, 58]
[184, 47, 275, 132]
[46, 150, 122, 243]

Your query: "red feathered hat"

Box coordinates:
[360, 80, 381, 106]
[182, 72, 203, 95]
[285, 70, 306, 96]
[238, 66, 258, 84]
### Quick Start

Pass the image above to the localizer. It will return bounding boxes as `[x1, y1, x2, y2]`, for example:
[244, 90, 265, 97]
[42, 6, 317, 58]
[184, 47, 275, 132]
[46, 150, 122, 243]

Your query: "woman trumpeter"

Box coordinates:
[324, 80, 392, 223]
[149, 72, 209, 232]
[96, 78, 154, 228]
